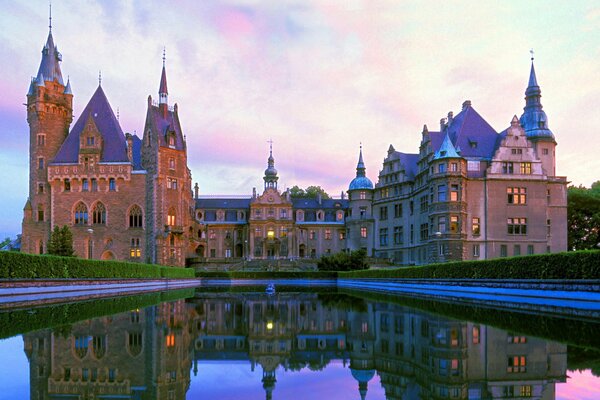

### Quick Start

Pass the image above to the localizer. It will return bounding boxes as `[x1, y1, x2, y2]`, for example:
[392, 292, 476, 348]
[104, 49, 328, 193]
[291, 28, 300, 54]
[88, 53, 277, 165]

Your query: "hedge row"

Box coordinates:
[340, 250, 600, 279]
[0, 288, 195, 339]
[0, 251, 195, 279]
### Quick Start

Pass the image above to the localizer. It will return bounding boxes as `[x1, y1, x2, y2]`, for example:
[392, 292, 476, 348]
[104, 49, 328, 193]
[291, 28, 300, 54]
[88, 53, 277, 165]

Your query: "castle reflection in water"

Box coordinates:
[23, 293, 567, 399]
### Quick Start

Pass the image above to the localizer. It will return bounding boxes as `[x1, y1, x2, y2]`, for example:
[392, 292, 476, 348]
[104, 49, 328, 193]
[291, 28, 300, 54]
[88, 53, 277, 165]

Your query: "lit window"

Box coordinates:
[359, 191, 366, 200]
[472, 217, 480, 235]
[450, 162, 458, 172]
[507, 187, 527, 204]
[267, 229, 275, 238]
[450, 216, 459, 233]
[472, 325, 480, 344]
[507, 218, 527, 235]
[520, 385, 532, 397]
[325, 229, 331, 240]
[166, 333, 175, 347]
[130, 238, 141, 258]
[360, 227, 367, 238]
[520, 162, 532, 174]
[167, 208, 176, 226]
[507, 355, 527, 373]
[450, 184, 459, 201]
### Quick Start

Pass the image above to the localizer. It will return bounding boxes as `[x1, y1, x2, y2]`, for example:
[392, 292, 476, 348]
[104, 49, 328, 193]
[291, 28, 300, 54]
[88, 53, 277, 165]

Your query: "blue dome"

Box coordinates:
[349, 176, 373, 190]
[350, 368, 375, 383]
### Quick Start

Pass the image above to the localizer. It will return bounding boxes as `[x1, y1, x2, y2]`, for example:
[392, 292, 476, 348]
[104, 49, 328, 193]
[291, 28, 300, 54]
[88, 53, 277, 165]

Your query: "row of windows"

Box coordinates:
[502, 161, 532, 175]
[71, 203, 143, 227]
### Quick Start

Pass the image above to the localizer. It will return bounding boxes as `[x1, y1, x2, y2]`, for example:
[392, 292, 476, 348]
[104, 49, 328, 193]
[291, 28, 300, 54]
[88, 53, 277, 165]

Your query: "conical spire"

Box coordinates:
[63, 76, 72, 94]
[519, 55, 554, 141]
[434, 132, 461, 160]
[349, 144, 373, 190]
[356, 144, 366, 177]
[36, 4, 64, 86]
[159, 47, 168, 102]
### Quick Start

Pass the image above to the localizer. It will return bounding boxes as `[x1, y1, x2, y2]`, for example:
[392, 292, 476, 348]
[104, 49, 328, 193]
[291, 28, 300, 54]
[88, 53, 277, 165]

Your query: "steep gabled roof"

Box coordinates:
[53, 85, 128, 164]
[36, 31, 64, 86]
[145, 103, 186, 151]
[444, 104, 498, 159]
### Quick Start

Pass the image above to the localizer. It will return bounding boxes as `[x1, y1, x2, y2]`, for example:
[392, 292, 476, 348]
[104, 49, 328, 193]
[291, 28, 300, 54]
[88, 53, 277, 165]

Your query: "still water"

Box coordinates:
[0, 286, 599, 399]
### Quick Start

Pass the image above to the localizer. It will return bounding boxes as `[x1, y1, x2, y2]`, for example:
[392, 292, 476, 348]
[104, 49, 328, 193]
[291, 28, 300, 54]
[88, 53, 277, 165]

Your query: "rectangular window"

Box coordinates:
[450, 162, 458, 172]
[64, 179, 71, 192]
[507, 218, 527, 235]
[420, 223, 428, 241]
[438, 216, 446, 233]
[393, 226, 403, 244]
[542, 148, 549, 155]
[528, 244, 534, 255]
[167, 177, 178, 189]
[438, 163, 446, 173]
[255, 227, 262, 237]
[450, 216, 459, 233]
[520, 385, 532, 397]
[438, 185, 447, 202]
[130, 238, 141, 258]
[359, 206, 367, 218]
[82, 178, 88, 192]
[507, 187, 527, 204]
[87, 136, 95, 146]
[38, 183, 44, 193]
[514, 245, 521, 256]
[409, 201, 414, 215]
[360, 227, 367, 238]
[450, 184, 459, 201]
[507, 355, 527, 373]
[37, 134, 46, 146]
[394, 203, 403, 218]
[38, 207, 44, 222]
[420, 195, 428, 213]
[473, 244, 480, 257]
[410, 224, 414, 243]
[325, 229, 331, 240]
[472, 325, 480, 344]
[209, 230, 216, 239]
[280, 209, 287, 218]
[169, 157, 175, 169]
[467, 160, 480, 171]
[359, 191, 366, 200]
[379, 228, 388, 246]
[501, 244, 507, 257]
[502, 162, 514, 174]
[472, 217, 480, 235]
[38, 157, 44, 170]
[380, 206, 388, 220]
[520, 162, 532, 174]
[511, 148, 523, 155]
[210, 249, 216, 257]
[339, 230, 346, 240]
[91, 178, 98, 192]
[109, 178, 116, 191]
[309, 230, 316, 240]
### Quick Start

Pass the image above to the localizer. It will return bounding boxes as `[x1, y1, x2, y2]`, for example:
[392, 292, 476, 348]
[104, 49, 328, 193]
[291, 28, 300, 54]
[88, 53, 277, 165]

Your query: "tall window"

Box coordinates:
[37, 205, 44, 222]
[380, 206, 388, 220]
[420, 195, 428, 213]
[109, 178, 116, 191]
[167, 208, 176, 226]
[500, 244, 507, 257]
[37, 134, 46, 146]
[360, 227, 367, 238]
[520, 162, 532, 174]
[74, 202, 88, 225]
[438, 216, 447, 233]
[82, 178, 89, 192]
[169, 157, 175, 169]
[129, 205, 143, 228]
[450, 216, 459, 233]
[507, 187, 527, 204]
[472, 217, 480, 235]
[325, 229, 331, 240]
[38, 157, 44, 170]
[450, 184, 459, 201]
[379, 228, 388, 246]
[130, 238, 141, 258]
[438, 185, 447, 202]
[507, 218, 527, 235]
[309, 230, 316, 240]
[359, 191, 366, 200]
[507, 356, 527, 373]
[64, 179, 71, 192]
[92, 202, 106, 225]
[394, 226, 403, 244]
[473, 244, 480, 257]
[420, 223, 428, 241]
[91, 178, 98, 192]
[502, 162, 514, 174]
[394, 203, 402, 218]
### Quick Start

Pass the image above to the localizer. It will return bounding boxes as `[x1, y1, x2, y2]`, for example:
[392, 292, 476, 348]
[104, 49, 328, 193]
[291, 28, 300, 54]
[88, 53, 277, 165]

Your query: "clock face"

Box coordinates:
[268, 196, 274, 202]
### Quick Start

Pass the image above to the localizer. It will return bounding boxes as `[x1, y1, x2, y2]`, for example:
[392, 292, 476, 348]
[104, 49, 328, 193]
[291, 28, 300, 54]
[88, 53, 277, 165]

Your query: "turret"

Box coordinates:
[159, 48, 169, 118]
[263, 141, 279, 190]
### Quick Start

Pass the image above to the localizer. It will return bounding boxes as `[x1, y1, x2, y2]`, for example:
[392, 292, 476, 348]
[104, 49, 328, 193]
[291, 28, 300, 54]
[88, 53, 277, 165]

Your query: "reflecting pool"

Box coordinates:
[1, 286, 599, 399]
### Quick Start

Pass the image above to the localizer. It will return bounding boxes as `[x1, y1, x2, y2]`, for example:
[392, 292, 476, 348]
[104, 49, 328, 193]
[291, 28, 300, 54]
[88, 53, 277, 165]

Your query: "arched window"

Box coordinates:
[167, 208, 176, 226]
[74, 202, 88, 225]
[129, 205, 143, 228]
[74, 336, 88, 359]
[128, 332, 143, 357]
[92, 336, 106, 359]
[92, 202, 106, 225]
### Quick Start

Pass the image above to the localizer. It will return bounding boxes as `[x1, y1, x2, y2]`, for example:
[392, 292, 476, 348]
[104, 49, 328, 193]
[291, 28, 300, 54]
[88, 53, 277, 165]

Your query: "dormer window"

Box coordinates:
[168, 134, 176, 148]
[87, 136, 95, 146]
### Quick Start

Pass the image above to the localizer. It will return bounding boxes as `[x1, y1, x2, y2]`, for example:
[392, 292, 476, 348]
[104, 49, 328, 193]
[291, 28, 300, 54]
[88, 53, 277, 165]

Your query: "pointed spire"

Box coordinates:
[519, 53, 554, 141]
[98, 70, 102, 86]
[357, 143, 365, 173]
[159, 48, 168, 102]
[63, 75, 72, 94]
[434, 132, 461, 160]
[349, 144, 373, 190]
[264, 139, 278, 190]
[36, 71, 45, 87]
[49, 1, 52, 32]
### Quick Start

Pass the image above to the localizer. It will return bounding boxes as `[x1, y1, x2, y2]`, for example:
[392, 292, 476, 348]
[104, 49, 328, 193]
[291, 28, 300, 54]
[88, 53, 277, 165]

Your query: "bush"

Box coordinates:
[317, 249, 369, 271]
[339, 250, 600, 279]
[47, 225, 75, 257]
[0, 251, 194, 279]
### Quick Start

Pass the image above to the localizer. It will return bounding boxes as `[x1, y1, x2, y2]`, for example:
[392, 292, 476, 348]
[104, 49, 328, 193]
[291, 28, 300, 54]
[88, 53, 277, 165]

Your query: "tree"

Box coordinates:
[47, 225, 75, 257]
[0, 237, 10, 249]
[568, 183, 600, 251]
[317, 249, 369, 271]
[289, 185, 330, 199]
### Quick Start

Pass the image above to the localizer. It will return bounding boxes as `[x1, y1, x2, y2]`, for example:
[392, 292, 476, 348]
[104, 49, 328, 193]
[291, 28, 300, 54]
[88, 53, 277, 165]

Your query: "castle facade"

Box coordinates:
[21, 21, 567, 267]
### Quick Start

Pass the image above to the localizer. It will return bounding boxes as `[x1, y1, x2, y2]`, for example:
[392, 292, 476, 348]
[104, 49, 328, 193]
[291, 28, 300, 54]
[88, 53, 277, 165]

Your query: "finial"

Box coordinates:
[117, 107, 120, 121]
[98, 70, 102, 86]
[530, 48, 534, 61]
[162, 46, 166, 67]
[267, 138, 273, 156]
[49, 1, 52, 32]
[360, 141, 362, 150]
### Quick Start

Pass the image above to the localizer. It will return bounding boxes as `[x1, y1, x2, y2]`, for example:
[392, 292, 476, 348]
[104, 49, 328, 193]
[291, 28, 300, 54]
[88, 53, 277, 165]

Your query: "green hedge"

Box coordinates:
[340, 250, 600, 279]
[0, 288, 195, 339]
[0, 251, 194, 279]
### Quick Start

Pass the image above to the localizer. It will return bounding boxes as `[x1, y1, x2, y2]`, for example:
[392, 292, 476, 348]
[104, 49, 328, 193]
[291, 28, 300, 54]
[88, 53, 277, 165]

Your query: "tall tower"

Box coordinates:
[263, 141, 278, 191]
[346, 146, 374, 255]
[22, 12, 73, 254]
[142, 51, 194, 266]
[519, 57, 556, 177]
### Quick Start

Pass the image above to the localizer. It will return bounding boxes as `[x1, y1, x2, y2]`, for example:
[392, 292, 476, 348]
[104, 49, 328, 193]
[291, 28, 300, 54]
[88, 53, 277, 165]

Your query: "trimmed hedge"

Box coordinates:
[0, 251, 194, 279]
[0, 288, 195, 339]
[340, 250, 600, 280]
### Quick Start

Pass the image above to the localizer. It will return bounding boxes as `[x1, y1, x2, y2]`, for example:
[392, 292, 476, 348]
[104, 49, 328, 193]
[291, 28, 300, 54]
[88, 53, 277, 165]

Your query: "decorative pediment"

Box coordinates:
[79, 113, 103, 154]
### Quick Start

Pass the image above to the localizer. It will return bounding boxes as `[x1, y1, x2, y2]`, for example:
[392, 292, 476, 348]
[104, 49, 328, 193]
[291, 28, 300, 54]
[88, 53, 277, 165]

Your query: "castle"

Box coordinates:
[22, 19, 567, 267]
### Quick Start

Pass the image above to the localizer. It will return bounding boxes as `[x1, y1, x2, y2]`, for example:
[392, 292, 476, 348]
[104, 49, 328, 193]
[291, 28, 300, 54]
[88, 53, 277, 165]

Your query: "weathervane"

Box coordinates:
[530, 48, 534, 61]
[98, 70, 102, 86]
[49, 1, 52, 31]
[267, 139, 273, 156]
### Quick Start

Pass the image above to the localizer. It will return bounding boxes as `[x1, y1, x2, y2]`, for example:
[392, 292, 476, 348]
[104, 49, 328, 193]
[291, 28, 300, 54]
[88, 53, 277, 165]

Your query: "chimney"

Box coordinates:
[252, 187, 257, 198]
[440, 118, 447, 131]
[194, 182, 199, 199]
[341, 191, 346, 200]
[447, 111, 453, 126]
[462, 100, 471, 110]
[317, 193, 322, 205]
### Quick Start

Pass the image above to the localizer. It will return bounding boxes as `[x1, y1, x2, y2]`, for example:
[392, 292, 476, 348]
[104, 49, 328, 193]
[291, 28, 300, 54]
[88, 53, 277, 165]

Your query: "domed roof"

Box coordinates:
[264, 155, 278, 177]
[348, 145, 373, 191]
[349, 176, 373, 190]
[350, 368, 376, 383]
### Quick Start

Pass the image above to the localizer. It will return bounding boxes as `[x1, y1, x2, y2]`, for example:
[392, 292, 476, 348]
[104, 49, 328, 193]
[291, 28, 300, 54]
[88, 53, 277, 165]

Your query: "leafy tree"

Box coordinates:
[567, 182, 600, 251]
[47, 225, 75, 257]
[317, 249, 368, 271]
[289, 185, 330, 199]
[0, 237, 10, 249]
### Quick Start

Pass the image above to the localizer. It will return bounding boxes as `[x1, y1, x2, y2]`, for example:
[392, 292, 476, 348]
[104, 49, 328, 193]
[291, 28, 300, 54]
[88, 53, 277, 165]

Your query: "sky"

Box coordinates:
[0, 0, 599, 238]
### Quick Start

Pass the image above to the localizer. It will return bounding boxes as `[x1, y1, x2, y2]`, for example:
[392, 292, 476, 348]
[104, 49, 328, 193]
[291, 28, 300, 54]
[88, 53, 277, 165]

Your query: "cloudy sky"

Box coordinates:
[0, 0, 599, 238]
